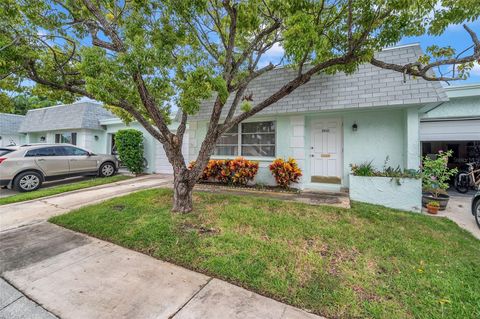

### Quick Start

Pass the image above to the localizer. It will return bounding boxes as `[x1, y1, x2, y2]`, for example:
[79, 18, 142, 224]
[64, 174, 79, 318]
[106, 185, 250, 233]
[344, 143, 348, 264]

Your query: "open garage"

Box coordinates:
[420, 119, 480, 172]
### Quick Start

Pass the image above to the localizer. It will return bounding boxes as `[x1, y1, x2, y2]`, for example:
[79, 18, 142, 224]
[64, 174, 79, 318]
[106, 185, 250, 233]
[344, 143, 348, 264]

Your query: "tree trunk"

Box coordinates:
[172, 171, 194, 213]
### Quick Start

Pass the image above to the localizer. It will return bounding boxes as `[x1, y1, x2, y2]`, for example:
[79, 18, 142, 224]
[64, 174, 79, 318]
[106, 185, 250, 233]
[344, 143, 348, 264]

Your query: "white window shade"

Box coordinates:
[215, 121, 276, 157]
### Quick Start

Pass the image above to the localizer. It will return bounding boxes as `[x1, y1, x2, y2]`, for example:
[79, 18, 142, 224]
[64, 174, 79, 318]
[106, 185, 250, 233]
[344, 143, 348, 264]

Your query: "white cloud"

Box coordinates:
[256, 42, 285, 68]
[470, 62, 480, 76]
[266, 42, 285, 56]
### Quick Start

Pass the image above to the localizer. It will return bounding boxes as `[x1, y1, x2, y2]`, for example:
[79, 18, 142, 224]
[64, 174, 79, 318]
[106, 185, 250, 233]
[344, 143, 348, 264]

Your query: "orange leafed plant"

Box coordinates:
[269, 158, 302, 188]
[189, 157, 258, 185]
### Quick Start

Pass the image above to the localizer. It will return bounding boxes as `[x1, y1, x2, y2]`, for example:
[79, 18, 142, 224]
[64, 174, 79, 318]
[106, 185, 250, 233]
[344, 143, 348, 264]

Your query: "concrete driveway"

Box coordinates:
[0, 174, 172, 232]
[0, 176, 101, 199]
[436, 191, 479, 240]
[0, 174, 323, 319]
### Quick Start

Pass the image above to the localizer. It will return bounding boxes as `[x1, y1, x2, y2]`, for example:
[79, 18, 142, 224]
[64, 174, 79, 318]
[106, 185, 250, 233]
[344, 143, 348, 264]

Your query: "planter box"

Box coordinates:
[349, 175, 422, 212]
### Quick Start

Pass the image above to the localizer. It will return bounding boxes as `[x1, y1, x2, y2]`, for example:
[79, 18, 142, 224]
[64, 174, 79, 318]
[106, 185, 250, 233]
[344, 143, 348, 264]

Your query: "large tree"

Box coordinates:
[0, 0, 479, 212]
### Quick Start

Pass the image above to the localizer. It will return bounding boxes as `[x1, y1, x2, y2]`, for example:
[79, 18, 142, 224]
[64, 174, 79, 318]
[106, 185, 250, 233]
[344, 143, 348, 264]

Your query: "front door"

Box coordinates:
[310, 119, 342, 184]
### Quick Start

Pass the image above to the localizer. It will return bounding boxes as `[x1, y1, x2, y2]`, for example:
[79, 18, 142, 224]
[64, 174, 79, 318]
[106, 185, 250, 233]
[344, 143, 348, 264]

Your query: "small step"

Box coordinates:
[302, 182, 347, 194]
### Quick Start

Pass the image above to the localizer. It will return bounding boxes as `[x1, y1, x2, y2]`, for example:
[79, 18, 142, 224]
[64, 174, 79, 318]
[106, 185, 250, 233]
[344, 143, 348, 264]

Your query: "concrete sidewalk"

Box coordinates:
[437, 194, 480, 240]
[0, 174, 173, 232]
[0, 278, 57, 319]
[1, 223, 322, 319]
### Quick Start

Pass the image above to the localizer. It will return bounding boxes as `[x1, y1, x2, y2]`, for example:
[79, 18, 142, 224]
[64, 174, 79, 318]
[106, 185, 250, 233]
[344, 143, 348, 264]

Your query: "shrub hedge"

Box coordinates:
[190, 157, 259, 185]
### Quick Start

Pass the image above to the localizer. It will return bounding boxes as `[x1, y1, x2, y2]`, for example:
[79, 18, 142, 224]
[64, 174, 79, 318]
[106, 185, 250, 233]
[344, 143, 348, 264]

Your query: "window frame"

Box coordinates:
[25, 146, 65, 157]
[55, 132, 77, 145]
[214, 120, 276, 158]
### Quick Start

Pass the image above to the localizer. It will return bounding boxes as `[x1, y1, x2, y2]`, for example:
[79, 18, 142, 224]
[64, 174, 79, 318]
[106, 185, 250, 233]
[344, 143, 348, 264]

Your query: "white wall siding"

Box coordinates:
[0, 134, 23, 147]
[154, 132, 189, 174]
[289, 115, 306, 186]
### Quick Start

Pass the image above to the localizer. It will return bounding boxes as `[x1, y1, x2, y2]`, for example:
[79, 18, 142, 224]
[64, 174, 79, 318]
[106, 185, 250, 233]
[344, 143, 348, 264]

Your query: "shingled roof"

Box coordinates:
[190, 43, 448, 121]
[19, 102, 116, 133]
[0, 113, 25, 135]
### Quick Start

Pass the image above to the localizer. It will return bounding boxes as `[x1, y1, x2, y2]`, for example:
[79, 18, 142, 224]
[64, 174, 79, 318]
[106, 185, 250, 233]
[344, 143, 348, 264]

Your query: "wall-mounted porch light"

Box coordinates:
[40, 136, 46, 142]
[352, 122, 358, 132]
[94, 135, 99, 141]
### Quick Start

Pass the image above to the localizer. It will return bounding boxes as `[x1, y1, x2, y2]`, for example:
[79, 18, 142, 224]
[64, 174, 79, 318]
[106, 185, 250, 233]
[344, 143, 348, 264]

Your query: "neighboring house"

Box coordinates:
[187, 43, 479, 191]
[19, 102, 116, 153]
[16, 102, 183, 174]
[0, 113, 25, 147]
[1, 43, 478, 192]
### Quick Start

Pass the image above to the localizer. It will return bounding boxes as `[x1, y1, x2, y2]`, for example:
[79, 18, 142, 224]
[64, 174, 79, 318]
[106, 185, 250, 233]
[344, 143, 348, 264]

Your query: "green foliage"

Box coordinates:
[351, 157, 421, 185]
[422, 150, 458, 198]
[114, 129, 145, 175]
[427, 201, 440, 208]
[177, 67, 218, 114]
[240, 100, 252, 112]
[51, 188, 480, 319]
[350, 161, 376, 176]
[0, 94, 58, 115]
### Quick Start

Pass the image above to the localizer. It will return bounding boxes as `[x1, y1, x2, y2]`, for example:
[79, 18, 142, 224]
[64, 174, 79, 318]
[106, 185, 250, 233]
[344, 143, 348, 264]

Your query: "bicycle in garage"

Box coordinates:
[455, 162, 480, 193]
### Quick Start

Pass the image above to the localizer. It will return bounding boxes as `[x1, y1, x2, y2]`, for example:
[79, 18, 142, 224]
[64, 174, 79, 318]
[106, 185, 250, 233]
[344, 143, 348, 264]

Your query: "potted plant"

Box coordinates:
[426, 201, 440, 214]
[422, 150, 458, 210]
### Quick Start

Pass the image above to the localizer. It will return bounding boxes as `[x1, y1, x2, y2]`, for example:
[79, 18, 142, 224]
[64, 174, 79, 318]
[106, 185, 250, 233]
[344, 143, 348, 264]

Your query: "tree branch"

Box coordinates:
[370, 25, 479, 82]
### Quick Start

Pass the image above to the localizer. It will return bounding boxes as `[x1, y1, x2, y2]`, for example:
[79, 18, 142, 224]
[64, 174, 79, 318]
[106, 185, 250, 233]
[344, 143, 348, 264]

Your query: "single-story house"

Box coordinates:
[0, 113, 25, 147]
[18, 102, 116, 152]
[17, 101, 186, 174]
[187, 43, 479, 192]
[1, 43, 479, 193]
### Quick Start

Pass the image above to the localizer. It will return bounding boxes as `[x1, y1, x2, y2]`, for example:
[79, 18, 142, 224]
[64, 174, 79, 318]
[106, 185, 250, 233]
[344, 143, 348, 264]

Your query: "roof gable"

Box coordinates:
[0, 113, 25, 135]
[190, 44, 448, 121]
[19, 102, 116, 133]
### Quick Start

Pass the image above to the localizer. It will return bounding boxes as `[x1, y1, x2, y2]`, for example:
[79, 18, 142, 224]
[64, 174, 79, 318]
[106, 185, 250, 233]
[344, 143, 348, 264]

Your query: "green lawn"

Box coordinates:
[0, 175, 131, 205]
[50, 189, 480, 319]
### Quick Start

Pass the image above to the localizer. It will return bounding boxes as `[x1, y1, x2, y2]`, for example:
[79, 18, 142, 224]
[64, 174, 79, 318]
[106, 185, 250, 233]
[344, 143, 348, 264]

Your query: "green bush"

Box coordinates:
[350, 157, 421, 185]
[115, 129, 144, 175]
[422, 150, 457, 197]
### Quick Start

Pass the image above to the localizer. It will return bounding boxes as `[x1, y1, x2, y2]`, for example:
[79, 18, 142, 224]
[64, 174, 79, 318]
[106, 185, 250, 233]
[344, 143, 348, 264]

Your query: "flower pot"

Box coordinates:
[426, 204, 439, 214]
[422, 193, 450, 211]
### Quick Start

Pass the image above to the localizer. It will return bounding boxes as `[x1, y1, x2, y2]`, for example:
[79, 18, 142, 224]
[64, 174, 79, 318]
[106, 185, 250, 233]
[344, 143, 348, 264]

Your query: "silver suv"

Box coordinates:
[0, 144, 118, 192]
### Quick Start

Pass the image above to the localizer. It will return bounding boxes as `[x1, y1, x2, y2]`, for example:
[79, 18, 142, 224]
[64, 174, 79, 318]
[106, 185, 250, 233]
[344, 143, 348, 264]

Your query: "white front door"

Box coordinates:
[310, 119, 342, 182]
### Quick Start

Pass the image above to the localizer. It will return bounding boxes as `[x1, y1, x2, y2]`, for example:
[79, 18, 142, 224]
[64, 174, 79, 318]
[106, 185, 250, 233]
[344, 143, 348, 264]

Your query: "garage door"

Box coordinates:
[154, 133, 189, 174]
[420, 119, 480, 141]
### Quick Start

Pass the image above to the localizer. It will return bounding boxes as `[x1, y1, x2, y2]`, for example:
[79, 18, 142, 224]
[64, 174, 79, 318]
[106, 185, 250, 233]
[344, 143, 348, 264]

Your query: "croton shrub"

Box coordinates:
[189, 157, 259, 185]
[269, 158, 303, 188]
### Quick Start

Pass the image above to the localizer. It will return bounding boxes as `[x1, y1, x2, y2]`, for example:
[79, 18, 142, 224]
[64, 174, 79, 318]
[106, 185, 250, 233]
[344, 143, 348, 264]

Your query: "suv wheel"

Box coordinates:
[475, 200, 480, 228]
[14, 171, 43, 192]
[99, 162, 115, 177]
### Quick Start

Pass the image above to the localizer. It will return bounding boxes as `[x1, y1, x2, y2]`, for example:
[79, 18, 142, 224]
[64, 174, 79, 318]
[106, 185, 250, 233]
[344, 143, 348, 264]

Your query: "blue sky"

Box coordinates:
[399, 22, 480, 86]
[260, 22, 480, 87]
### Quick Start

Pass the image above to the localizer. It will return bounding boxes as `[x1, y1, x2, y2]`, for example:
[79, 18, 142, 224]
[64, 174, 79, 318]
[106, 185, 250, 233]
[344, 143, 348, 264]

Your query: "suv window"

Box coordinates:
[25, 147, 64, 157]
[62, 146, 89, 156]
[0, 148, 14, 156]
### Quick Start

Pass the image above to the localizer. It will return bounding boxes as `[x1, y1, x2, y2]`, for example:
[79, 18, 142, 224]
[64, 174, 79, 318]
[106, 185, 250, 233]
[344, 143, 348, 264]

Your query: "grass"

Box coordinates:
[0, 175, 131, 205]
[50, 189, 480, 319]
